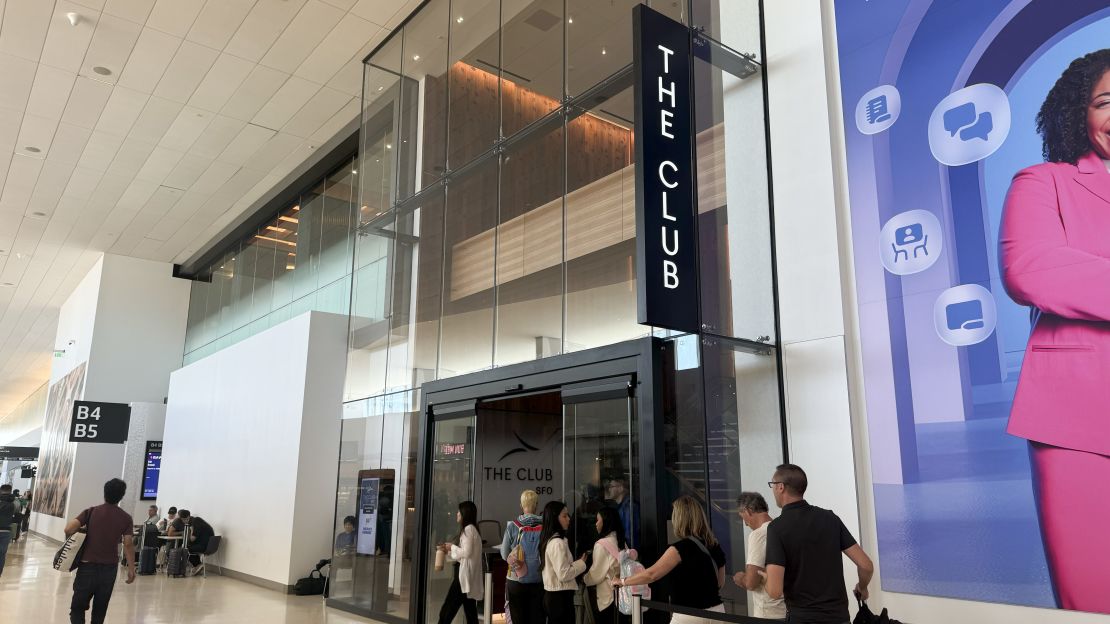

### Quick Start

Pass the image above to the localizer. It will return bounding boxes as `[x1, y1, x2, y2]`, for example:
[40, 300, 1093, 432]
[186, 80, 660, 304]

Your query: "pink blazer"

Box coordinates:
[1000, 151, 1110, 456]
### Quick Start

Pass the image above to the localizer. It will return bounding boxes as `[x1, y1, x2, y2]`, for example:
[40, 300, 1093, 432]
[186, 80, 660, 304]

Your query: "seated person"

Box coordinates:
[135, 505, 161, 547]
[335, 516, 357, 556]
[160, 507, 178, 534]
[177, 510, 215, 576]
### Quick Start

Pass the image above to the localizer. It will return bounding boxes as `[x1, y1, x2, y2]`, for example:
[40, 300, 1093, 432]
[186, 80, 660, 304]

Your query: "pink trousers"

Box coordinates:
[1029, 442, 1110, 613]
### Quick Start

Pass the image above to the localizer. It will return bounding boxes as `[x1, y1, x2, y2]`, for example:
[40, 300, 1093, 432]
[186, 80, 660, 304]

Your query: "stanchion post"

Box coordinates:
[632, 594, 642, 624]
[484, 572, 493, 623]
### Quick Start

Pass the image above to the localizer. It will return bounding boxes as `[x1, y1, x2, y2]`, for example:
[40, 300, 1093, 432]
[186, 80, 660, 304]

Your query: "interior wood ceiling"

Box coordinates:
[0, 0, 423, 421]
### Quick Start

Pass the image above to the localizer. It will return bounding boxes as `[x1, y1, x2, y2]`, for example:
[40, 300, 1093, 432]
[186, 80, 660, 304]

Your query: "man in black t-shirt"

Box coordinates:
[176, 509, 215, 575]
[763, 464, 874, 624]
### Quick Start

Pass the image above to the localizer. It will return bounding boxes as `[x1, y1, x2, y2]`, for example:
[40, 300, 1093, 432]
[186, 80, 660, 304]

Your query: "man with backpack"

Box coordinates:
[499, 489, 544, 623]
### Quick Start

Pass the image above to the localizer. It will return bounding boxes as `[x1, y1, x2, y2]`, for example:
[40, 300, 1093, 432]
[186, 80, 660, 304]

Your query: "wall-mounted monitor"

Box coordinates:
[141, 441, 162, 500]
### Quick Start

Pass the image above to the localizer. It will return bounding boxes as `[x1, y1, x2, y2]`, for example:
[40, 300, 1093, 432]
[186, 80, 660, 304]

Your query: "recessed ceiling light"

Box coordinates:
[456, 16, 464, 23]
[377, 86, 384, 92]
[385, 144, 392, 150]
[568, 16, 574, 24]
[31, 211, 47, 217]
[24, 146, 40, 153]
[412, 54, 420, 61]
[92, 66, 112, 76]
[601, 47, 607, 55]
[351, 169, 357, 174]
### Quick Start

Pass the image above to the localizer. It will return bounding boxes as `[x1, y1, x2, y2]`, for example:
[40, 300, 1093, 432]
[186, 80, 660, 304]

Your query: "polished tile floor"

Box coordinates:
[0, 535, 381, 623]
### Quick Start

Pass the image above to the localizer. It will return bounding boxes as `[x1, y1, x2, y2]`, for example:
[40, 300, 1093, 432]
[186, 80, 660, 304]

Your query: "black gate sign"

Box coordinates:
[633, 4, 700, 333]
[69, 401, 131, 444]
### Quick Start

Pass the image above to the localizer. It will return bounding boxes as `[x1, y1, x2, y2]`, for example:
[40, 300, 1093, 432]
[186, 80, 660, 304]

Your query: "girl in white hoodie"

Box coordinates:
[584, 507, 632, 623]
[436, 501, 482, 624]
[540, 501, 587, 624]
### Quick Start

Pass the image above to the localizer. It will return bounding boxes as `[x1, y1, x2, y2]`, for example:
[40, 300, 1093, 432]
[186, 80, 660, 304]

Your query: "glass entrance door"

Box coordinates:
[562, 379, 639, 556]
[424, 407, 476, 623]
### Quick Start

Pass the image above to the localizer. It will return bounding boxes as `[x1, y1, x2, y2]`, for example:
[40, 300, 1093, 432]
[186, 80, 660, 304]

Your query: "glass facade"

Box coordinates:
[178, 0, 780, 620]
[182, 157, 359, 364]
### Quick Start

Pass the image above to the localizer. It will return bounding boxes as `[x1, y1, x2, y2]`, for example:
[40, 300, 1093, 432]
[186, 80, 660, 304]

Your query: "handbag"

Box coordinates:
[53, 508, 92, 572]
[506, 521, 528, 579]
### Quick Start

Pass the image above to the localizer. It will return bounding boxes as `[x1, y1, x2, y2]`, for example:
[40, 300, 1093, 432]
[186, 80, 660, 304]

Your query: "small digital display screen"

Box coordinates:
[141, 441, 162, 500]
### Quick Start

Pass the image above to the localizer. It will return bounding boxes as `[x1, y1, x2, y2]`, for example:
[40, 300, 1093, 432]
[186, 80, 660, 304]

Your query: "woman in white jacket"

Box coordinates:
[540, 501, 587, 624]
[436, 501, 482, 624]
[583, 507, 631, 623]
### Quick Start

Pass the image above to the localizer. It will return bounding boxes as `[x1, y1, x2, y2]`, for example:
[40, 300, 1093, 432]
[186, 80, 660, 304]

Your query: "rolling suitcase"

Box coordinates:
[167, 525, 192, 578]
[139, 546, 158, 575]
[167, 546, 188, 577]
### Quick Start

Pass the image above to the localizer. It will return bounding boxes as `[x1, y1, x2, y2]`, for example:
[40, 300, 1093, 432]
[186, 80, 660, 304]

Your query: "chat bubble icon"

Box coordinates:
[943, 102, 977, 136]
[959, 111, 993, 141]
[945, 299, 984, 331]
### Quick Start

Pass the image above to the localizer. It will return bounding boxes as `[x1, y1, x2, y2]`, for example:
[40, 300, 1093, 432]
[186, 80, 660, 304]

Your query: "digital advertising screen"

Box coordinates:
[141, 441, 162, 501]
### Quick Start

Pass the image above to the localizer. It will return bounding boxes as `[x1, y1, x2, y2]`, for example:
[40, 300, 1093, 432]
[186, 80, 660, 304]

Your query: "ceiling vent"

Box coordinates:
[524, 8, 561, 32]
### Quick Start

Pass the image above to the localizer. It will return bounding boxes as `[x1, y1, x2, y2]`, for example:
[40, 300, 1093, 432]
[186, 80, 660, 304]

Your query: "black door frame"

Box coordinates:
[410, 337, 666, 624]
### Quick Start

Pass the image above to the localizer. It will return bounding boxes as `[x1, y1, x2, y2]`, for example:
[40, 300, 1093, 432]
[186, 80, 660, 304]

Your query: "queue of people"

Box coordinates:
[436, 463, 873, 624]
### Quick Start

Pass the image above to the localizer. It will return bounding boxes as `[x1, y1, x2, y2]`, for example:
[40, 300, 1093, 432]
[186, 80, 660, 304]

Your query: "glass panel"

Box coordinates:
[347, 214, 392, 401]
[386, 189, 446, 392]
[495, 122, 564, 366]
[424, 413, 475, 624]
[565, 82, 641, 352]
[364, 35, 403, 209]
[381, 391, 419, 618]
[269, 203, 301, 312]
[501, 0, 563, 137]
[212, 250, 235, 340]
[565, 395, 639, 552]
[566, 0, 640, 98]
[694, 31, 774, 343]
[249, 230, 277, 321]
[661, 333, 708, 508]
[438, 158, 498, 378]
[319, 161, 356, 290]
[184, 278, 210, 354]
[448, 0, 501, 168]
[293, 183, 325, 301]
[227, 239, 255, 331]
[700, 336, 783, 615]
[648, 0, 687, 24]
[401, 0, 450, 193]
[690, 0, 760, 56]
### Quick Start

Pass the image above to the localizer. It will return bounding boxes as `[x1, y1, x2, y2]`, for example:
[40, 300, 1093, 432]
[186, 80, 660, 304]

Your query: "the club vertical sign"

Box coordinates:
[633, 4, 699, 333]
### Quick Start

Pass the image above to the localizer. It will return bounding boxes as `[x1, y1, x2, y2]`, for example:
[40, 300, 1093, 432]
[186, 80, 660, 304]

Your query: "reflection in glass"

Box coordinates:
[495, 124, 564, 366]
[401, 0, 450, 194]
[565, 82, 642, 352]
[439, 158, 498, 378]
[566, 0, 640, 98]
[501, 0, 563, 136]
[449, 0, 501, 167]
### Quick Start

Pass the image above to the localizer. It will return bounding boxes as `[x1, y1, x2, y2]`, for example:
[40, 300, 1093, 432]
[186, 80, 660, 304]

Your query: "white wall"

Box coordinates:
[30, 255, 189, 539]
[160, 311, 346, 588]
[763, 2, 1110, 622]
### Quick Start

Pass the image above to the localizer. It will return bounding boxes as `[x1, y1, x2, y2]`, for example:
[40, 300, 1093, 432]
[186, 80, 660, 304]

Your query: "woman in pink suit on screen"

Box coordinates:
[1000, 49, 1110, 613]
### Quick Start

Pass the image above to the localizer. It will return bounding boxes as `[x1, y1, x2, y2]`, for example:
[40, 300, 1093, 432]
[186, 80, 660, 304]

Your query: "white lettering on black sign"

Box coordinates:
[633, 5, 699, 332]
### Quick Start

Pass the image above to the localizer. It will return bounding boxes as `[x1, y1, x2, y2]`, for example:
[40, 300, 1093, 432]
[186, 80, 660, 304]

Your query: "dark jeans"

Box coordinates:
[543, 589, 575, 624]
[0, 531, 10, 577]
[506, 579, 544, 624]
[70, 562, 118, 624]
[21, 511, 30, 532]
[437, 564, 478, 624]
